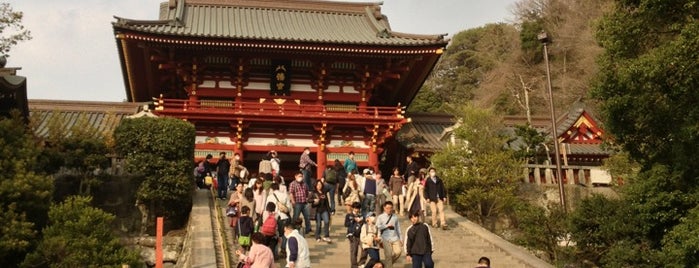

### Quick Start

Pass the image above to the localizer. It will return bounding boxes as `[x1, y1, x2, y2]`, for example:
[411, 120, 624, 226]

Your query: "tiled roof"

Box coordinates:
[565, 143, 610, 156]
[397, 113, 454, 152]
[113, 0, 448, 46]
[28, 100, 144, 138]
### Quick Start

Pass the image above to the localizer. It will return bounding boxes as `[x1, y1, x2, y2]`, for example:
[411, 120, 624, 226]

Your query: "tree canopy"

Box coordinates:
[580, 0, 699, 266]
[21, 196, 139, 268]
[430, 106, 522, 229]
[114, 117, 196, 233]
[0, 3, 31, 56]
[0, 113, 54, 267]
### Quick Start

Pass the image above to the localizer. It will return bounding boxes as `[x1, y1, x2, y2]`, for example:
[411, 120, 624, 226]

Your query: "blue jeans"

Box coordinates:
[217, 174, 228, 198]
[366, 248, 380, 262]
[301, 169, 313, 188]
[292, 203, 312, 234]
[362, 194, 376, 216]
[410, 253, 434, 268]
[325, 183, 336, 212]
[229, 176, 239, 191]
[315, 210, 330, 239]
[277, 218, 289, 255]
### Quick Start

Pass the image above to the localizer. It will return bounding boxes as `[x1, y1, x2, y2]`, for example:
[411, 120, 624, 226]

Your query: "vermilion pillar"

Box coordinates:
[368, 149, 379, 172]
[317, 146, 326, 179]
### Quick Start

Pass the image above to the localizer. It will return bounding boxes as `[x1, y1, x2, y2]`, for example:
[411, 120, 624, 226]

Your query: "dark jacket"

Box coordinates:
[424, 176, 446, 202]
[216, 158, 231, 176]
[405, 161, 420, 178]
[309, 189, 330, 213]
[237, 216, 254, 236]
[405, 222, 433, 255]
[344, 211, 364, 237]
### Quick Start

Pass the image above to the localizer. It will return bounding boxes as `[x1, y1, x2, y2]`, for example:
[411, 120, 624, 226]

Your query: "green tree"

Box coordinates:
[0, 113, 53, 266]
[587, 0, 699, 266]
[0, 3, 31, 56]
[513, 202, 570, 264]
[114, 117, 195, 233]
[21, 195, 139, 268]
[599, 150, 639, 186]
[593, 0, 699, 173]
[36, 112, 110, 196]
[511, 124, 547, 164]
[661, 204, 699, 267]
[408, 84, 443, 113]
[519, 19, 544, 63]
[430, 106, 522, 230]
[568, 194, 636, 266]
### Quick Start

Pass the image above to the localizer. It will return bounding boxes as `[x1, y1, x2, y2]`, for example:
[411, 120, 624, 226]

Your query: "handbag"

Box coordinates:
[273, 193, 289, 214]
[237, 219, 251, 247]
[342, 186, 352, 199]
[226, 205, 238, 217]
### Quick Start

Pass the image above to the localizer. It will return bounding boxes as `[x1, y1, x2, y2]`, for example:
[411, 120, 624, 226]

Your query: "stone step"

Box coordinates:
[215, 201, 551, 268]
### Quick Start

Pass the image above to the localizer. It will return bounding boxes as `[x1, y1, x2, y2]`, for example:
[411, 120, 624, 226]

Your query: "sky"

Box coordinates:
[6, 0, 517, 102]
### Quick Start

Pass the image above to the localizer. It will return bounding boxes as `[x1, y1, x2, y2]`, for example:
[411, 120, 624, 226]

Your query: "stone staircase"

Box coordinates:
[218, 202, 552, 268]
[303, 208, 550, 268]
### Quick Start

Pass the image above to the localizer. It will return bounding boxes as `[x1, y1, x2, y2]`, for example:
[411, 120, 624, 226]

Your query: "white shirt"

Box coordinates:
[266, 190, 291, 220]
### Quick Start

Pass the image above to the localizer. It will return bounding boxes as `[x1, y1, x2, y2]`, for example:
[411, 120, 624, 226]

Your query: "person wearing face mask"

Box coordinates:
[289, 172, 312, 235]
[423, 167, 447, 230]
[229, 153, 242, 190]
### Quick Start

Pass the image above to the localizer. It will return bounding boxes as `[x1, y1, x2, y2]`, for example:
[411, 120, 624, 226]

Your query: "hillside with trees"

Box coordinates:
[411, 0, 608, 116]
[422, 0, 699, 267]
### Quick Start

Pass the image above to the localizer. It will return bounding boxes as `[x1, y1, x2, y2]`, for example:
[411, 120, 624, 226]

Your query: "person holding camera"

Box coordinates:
[345, 202, 367, 268]
[310, 180, 332, 243]
[377, 201, 403, 268]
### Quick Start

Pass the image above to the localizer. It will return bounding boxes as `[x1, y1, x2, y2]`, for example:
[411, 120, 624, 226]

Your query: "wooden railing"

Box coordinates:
[522, 164, 613, 186]
[153, 98, 406, 121]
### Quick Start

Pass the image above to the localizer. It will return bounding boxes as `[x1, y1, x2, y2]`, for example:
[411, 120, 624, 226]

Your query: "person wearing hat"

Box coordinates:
[360, 211, 381, 265]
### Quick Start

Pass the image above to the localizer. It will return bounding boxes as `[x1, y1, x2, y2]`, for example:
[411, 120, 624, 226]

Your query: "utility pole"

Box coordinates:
[538, 31, 567, 212]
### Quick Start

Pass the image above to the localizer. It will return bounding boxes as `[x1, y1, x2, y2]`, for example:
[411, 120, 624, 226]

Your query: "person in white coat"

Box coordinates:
[284, 223, 311, 268]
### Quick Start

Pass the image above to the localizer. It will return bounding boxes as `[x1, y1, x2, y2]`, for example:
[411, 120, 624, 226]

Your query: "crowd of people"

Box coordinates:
[193, 149, 490, 268]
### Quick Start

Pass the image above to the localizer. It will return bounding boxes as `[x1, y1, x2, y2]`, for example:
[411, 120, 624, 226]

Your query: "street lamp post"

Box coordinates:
[538, 31, 567, 212]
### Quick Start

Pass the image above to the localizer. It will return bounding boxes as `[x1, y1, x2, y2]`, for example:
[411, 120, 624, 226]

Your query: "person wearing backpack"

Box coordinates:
[345, 202, 368, 268]
[267, 182, 291, 259]
[322, 160, 340, 215]
[260, 202, 279, 259]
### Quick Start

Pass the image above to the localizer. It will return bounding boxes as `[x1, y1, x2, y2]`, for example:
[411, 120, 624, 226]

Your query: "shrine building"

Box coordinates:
[112, 0, 448, 177]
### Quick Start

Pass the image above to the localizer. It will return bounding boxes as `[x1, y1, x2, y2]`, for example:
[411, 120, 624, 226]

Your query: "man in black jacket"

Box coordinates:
[404, 156, 420, 181]
[423, 167, 447, 230]
[404, 211, 434, 268]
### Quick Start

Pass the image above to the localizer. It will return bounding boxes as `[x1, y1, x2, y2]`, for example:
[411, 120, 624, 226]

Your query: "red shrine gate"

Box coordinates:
[113, 0, 448, 176]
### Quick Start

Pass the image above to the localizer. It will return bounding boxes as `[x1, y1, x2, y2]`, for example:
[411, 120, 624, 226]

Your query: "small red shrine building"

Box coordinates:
[113, 0, 448, 177]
